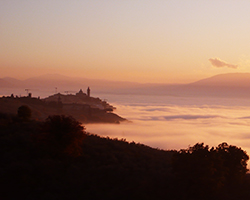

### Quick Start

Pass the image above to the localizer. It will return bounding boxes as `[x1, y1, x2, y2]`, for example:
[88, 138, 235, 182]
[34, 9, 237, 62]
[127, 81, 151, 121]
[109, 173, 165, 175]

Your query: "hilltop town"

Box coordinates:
[0, 87, 125, 123]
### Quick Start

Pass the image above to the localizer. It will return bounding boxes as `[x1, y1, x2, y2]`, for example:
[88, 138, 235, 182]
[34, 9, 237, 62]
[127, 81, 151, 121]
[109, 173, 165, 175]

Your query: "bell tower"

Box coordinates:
[87, 87, 90, 97]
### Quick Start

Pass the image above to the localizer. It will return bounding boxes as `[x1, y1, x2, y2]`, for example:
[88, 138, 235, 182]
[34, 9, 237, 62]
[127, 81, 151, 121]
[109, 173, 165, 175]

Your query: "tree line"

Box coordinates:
[0, 106, 250, 199]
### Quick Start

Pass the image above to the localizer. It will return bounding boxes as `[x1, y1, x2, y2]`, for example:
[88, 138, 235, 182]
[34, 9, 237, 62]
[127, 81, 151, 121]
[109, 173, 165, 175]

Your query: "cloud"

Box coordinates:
[163, 114, 221, 120]
[238, 116, 250, 120]
[137, 115, 222, 121]
[209, 58, 238, 69]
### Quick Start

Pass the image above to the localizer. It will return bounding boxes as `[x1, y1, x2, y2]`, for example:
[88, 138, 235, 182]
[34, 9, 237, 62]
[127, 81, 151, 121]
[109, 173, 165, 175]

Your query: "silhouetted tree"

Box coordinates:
[172, 142, 249, 199]
[17, 105, 31, 120]
[172, 143, 217, 198]
[215, 142, 249, 184]
[41, 115, 86, 157]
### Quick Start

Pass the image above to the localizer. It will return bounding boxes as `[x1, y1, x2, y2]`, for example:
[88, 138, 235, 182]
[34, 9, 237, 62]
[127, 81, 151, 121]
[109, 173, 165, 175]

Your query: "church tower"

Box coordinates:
[87, 87, 90, 97]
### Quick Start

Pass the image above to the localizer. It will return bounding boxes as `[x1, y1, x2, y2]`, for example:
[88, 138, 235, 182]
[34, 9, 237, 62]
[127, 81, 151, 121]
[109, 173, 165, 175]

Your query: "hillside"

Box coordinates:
[0, 114, 250, 200]
[136, 73, 250, 97]
[0, 78, 15, 88]
[189, 73, 250, 87]
[0, 115, 174, 199]
[0, 91, 126, 124]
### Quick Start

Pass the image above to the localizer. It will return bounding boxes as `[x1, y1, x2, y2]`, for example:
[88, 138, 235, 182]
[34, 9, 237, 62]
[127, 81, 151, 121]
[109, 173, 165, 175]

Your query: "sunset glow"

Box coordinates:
[1, 1, 250, 83]
[3, 2, 250, 197]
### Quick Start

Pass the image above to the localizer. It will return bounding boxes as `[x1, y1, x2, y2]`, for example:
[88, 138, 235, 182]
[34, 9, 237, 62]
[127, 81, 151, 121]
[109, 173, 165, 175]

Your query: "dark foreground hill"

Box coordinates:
[0, 114, 250, 200]
[0, 114, 174, 200]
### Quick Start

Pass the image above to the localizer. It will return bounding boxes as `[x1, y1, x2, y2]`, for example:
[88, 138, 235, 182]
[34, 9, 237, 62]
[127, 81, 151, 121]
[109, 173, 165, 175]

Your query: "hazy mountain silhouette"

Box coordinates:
[2, 73, 250, 97]
[0, 74, 143, 96]
[23, 74, 82, 88]
[179, 73, 250, 98]
[131, 73, 250, 97]
[189, 73, 250, 87]
[0, 78, 18, 88]
[3, 77, 25, 87]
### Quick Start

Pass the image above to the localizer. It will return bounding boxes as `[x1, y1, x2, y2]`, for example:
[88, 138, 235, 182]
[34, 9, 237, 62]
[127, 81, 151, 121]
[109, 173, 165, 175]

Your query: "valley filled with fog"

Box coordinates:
[2, 74, 250, 162]
[87, 94, 250, 158]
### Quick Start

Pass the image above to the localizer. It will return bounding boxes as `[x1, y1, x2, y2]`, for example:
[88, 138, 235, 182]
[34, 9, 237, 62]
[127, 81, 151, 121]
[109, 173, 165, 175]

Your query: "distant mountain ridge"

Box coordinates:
[2, 73, 250, 98]
[0, 79, 14, 88]
[189, 73, 250, 87]
[0, 74, 142, 90]
[144, 73, 250, 97]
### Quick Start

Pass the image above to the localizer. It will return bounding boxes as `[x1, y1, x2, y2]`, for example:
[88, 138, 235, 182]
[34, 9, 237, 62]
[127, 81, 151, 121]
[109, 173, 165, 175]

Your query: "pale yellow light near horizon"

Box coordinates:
[1, 1, 250, 83]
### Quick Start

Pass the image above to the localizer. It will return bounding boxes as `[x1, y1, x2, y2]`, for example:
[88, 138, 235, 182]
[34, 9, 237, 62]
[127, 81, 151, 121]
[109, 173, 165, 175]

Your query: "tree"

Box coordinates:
[41, 115, 86, 157]
[172, 143, 216, 198]
[17, 105, 31, 120]
[172, 143, 249, 199]
[215, 142, 249, 184]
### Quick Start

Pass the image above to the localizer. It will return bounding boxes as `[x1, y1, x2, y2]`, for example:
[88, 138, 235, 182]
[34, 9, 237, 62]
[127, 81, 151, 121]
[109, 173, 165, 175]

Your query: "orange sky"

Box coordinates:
[1, 1, 250, 83]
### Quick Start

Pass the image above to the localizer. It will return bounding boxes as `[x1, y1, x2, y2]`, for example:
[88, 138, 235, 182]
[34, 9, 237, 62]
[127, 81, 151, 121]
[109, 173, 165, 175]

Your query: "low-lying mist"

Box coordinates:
[86, 96, 250, 160]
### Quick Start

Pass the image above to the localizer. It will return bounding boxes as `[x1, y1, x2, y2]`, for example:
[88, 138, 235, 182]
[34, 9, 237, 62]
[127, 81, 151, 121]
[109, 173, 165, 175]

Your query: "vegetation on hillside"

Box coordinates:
[0, 109, 250, 199]
[172, 142, 249, 199]
[0, 95, 125, 123]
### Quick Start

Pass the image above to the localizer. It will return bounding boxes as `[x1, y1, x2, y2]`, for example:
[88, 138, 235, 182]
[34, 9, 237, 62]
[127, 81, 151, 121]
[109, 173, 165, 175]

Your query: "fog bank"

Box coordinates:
[86, 97, 250, 158]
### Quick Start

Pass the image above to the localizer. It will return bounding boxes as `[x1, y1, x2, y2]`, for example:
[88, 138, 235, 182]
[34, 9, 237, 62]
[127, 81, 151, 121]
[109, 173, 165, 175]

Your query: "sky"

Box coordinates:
[1, 1, 250, 83]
